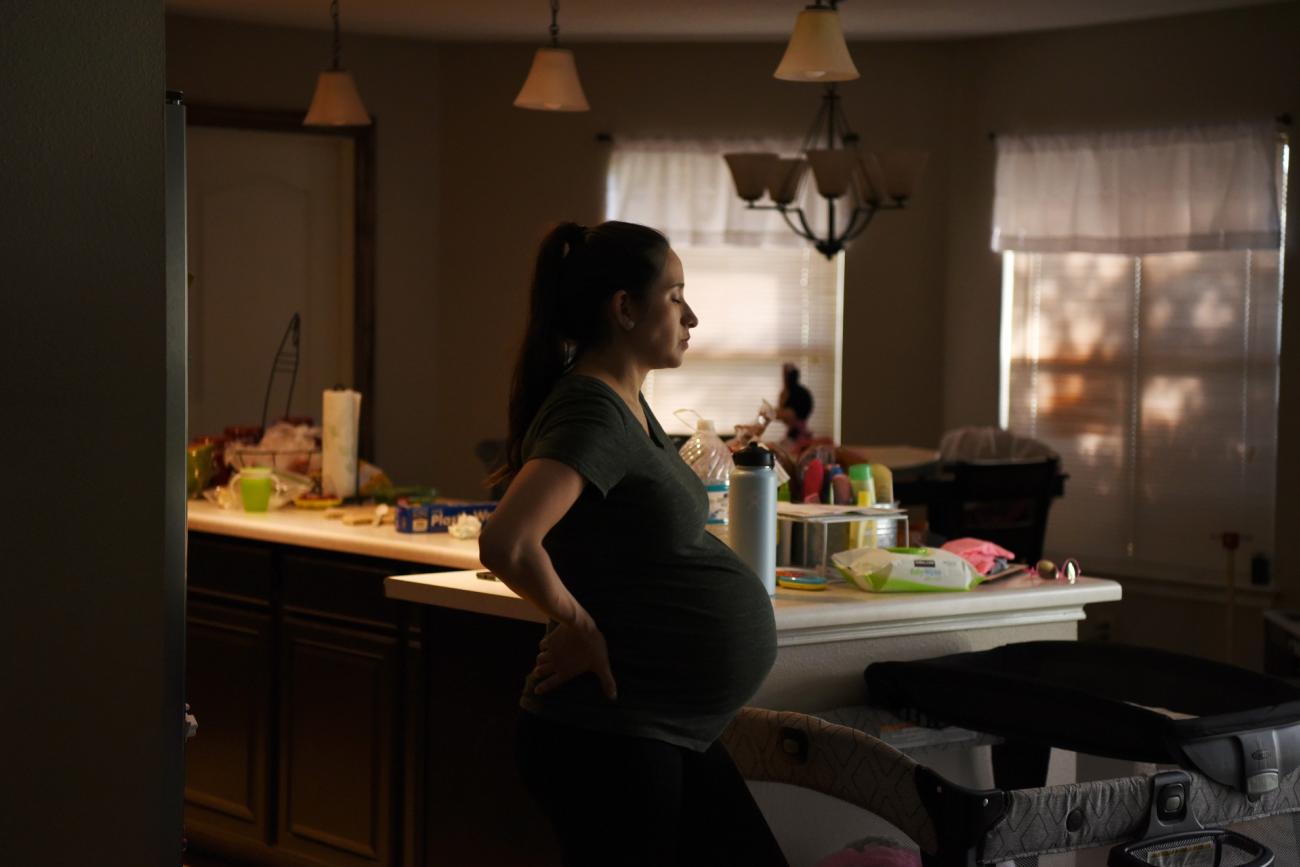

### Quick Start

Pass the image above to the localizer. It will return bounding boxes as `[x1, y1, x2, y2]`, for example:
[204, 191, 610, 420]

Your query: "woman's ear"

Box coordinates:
[610, 289, 637, 331]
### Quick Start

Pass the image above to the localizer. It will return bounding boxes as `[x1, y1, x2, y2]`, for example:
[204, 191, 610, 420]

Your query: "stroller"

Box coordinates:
[725, 642, 1300, 866]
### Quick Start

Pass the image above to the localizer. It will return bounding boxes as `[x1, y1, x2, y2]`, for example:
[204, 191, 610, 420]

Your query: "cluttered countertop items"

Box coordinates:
[189, 387, 1078, 598]
[187, 500, 484, 569]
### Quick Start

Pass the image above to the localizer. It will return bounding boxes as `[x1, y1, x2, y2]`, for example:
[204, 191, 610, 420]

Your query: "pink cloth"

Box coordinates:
[941, 537, 1016, 575]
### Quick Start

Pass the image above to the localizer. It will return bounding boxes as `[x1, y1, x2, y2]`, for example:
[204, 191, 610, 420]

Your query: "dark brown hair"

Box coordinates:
[490, 220, 669, 488]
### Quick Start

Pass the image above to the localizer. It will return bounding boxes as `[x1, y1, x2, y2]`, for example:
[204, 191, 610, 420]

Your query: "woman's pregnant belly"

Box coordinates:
[589, 565, 777, 717]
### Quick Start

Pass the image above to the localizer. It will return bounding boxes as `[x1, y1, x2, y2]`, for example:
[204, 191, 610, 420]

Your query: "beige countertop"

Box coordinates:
[187, 500, 483, 570]
[385, 569, 1122, 646]
[187, 501, 1122, 645]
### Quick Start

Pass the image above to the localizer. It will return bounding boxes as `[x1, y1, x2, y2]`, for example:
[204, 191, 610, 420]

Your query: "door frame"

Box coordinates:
[187, 104, 377, 461]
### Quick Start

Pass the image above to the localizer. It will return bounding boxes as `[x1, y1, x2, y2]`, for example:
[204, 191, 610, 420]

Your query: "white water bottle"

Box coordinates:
[729, 442, 777, 596]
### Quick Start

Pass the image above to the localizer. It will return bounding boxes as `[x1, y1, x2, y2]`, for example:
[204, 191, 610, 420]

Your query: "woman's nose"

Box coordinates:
[684, 304, 699, 327]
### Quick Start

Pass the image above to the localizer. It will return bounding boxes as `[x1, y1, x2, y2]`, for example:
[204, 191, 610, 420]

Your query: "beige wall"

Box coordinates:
[167, 6, 1298, 608]
[166, 15, 442, 490]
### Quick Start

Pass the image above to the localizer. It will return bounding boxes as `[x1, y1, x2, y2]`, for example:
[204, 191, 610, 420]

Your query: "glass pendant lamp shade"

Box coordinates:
[724, 153, 779, 201]
[768, 158, 808, 205]
[875, 149, 929, 201]
[514, 47, 590, 111]
[304, 70, 371, 127]
[774, 6, 859, 82]
[805, 149, 856, 198]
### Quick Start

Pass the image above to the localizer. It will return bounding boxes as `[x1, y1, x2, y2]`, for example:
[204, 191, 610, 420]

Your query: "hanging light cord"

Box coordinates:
[549, 0, 560, 47]
[330, 0, 342, 71]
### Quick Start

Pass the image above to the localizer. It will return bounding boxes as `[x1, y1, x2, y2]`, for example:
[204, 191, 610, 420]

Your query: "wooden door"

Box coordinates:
[187, 126, 355, 437]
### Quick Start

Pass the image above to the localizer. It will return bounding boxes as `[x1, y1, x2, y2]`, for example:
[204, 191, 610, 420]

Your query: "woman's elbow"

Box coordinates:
[478, 525, 518, 574]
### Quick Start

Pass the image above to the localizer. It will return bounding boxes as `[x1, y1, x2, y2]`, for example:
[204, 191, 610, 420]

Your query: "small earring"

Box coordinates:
[624, 320, 636, 330]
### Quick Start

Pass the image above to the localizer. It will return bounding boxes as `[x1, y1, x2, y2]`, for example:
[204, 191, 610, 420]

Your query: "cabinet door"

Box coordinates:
[184, 600, 274, 844]
[277, 616, 400, 867]
[424, 607, 560, 865]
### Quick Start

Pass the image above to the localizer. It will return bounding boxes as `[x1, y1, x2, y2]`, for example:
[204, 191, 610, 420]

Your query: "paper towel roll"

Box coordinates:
[322, 389, 362, 498]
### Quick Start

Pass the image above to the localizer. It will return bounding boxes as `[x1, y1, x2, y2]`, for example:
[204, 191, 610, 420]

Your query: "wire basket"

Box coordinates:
[227, 447, 321, 476]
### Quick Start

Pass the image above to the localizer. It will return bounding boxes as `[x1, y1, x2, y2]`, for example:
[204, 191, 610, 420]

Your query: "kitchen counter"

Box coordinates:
[386, 567, 1121, 714]
[186, 501, 1121, 867]
[187, 499, 482, 569]
[385, 569, 1121, 646]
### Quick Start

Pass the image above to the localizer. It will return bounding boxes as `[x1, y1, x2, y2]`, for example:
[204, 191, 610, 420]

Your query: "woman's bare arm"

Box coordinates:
[479, 458, 586, 625]
[479, 458, 616, 699]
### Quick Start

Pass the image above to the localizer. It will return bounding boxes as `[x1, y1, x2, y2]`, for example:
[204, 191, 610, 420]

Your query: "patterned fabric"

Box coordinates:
[982, 767, 1300, 862]
[722, 707, 937, 853]
[723, 708, 1300, 865]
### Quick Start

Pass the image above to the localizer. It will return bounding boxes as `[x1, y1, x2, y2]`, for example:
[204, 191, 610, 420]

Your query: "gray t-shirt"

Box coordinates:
[518, 374, 777, 751]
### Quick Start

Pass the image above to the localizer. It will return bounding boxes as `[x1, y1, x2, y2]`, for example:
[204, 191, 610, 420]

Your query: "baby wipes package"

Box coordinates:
[832, 546, 981, 593]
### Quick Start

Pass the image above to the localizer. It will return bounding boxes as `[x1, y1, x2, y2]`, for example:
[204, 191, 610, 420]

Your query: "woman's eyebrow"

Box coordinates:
[666, 281, 685, 290]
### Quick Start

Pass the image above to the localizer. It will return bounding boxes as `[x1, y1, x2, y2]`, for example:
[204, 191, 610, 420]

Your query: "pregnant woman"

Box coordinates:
[479, 221, 786, 866]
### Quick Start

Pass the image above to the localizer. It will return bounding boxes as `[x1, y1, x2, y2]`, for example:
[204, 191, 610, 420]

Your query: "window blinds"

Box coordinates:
[1003, 247, 1282, 582]
[997, 125, 1286, 583]
[606, 140, 843, 441]
[641, 245, 841, 439]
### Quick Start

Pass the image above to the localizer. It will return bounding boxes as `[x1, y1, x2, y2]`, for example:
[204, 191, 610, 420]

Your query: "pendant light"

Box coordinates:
[774, 0, 859, 82]
[304, 0, 371, 127]
[514, 0, 590, 112]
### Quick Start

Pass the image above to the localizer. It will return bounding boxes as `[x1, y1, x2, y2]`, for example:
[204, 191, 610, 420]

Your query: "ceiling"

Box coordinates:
[165, 0, 1279, 42]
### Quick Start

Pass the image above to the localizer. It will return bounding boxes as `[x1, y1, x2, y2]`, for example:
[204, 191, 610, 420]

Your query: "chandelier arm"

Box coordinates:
[803, 86, 834, 153]
[779, 207, 817, 241]
[842, 205, 878, 242]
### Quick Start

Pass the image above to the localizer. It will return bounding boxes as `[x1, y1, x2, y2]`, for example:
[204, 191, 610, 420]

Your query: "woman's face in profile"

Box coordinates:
[629, 249, 697, 370]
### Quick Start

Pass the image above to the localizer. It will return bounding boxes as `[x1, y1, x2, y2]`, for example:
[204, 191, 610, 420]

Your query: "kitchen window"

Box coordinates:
[606, 138, 844, 439]
[995, 125, 1287, 583]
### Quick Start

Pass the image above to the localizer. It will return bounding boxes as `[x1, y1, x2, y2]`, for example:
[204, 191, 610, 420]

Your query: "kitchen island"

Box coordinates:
[184, 502, 1119, 867]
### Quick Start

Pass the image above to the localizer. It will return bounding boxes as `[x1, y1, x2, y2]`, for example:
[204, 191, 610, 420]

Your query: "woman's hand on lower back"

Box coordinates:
[532, 614, 617, 701]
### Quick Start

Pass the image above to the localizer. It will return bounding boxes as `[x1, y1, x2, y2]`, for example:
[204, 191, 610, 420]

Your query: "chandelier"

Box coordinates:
[723, 1, 925, 259]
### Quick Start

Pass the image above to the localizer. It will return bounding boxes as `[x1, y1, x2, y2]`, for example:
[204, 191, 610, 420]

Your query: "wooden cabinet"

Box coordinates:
[185, 534, 423, 867]
[185, 536, 275, 848]
[422, 607, 559, 866]
[184, 532, 558, 867]
[276, 616, 400, 866]
[185, 600, 274, 845]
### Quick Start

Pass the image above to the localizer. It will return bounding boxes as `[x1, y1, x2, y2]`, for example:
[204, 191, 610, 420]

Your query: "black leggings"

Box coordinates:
[516, 711, 789, 867]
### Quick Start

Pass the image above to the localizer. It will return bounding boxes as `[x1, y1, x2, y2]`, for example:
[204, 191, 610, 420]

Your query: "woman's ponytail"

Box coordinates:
[490, 220, 668, 489]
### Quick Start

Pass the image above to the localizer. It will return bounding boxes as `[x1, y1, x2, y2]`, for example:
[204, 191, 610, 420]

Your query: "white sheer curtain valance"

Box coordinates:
[606, 137, 822, 247]
[991, 123, 1282, 254]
